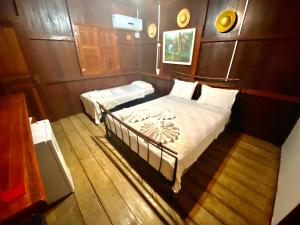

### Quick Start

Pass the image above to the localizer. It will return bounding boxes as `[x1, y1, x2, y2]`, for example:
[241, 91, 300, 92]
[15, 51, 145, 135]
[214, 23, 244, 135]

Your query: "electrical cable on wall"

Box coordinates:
[155, 0, 161, 75]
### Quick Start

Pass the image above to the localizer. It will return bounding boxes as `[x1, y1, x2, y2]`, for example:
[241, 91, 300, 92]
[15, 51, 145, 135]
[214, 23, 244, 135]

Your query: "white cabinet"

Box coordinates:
[31, 120, 74, 204]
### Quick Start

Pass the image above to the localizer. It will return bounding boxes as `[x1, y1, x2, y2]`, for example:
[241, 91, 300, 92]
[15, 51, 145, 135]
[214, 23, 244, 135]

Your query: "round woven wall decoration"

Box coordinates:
[148, 23, 157, 38]
[215, 9, 237, 33]
[177, 8, 191, 28]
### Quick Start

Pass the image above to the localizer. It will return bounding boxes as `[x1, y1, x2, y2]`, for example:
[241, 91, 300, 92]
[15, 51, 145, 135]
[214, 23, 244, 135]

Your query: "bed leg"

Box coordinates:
[169, 190, 177, 204]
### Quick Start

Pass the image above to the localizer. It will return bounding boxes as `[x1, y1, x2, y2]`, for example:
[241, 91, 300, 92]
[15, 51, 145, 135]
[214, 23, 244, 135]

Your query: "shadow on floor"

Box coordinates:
[93, 128, 240, 221]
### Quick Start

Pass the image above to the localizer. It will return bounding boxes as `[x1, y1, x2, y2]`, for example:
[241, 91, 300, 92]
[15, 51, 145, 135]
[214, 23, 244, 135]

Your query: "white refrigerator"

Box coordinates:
[31, 120, 74, 204]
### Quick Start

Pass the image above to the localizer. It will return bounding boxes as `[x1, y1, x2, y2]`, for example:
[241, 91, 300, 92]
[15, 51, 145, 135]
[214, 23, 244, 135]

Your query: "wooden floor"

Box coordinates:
[45, 113, 280, 225]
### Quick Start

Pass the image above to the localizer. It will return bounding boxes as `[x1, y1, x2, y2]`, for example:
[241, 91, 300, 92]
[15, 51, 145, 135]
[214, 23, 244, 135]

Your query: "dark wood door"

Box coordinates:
[74, 24, 103, 76]
[99, 29, 120, 74]
[0, 17, 47, 120]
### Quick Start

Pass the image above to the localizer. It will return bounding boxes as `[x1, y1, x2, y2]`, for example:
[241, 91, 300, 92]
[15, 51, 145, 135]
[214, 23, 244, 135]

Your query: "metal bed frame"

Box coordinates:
[98, 72, 241, 189]
[98, 104, 179, 185]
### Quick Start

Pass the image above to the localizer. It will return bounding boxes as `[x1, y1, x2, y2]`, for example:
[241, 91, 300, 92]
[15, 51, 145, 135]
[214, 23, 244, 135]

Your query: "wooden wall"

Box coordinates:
[1, 0, 299, 145]
[139, 0, 300, 145]
[1, 0, 140, 120]
[0, 3, 47, 120]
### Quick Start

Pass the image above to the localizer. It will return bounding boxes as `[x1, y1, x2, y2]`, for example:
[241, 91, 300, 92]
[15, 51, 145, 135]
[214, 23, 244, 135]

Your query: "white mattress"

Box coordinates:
[107, 95, 231, 192]
[80, 84, 154, 124]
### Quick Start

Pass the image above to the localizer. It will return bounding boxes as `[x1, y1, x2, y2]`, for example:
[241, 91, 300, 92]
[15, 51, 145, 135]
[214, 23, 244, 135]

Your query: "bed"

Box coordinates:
[99, 75, 240, 193]
[80, 81, 155, 124]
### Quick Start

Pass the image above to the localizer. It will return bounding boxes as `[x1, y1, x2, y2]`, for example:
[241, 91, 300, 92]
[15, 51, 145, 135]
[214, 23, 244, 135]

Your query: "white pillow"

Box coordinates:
[131, 80, 153, 89]
[169, 79, 198, 100]
[197, 85, 239, 110]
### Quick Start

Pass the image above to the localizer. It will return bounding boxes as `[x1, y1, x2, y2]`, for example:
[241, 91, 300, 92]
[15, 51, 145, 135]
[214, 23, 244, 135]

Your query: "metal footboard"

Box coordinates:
[98, 103, 178, 185]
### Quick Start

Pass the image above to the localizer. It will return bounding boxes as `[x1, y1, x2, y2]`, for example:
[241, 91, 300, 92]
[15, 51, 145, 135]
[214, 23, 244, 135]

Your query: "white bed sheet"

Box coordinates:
[80, 84, 154, 124]
[107, 95, 231, 192]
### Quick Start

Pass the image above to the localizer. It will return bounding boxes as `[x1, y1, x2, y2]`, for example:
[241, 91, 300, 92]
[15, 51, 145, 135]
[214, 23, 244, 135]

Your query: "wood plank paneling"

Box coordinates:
[140, 43, 157, 74]
[138, 0, 158, 43]
[172, 0, 299, 145]
[118, 45, 138, 73]
[196, 42, 235, 78]
[2, 0, 297, 148]
[141, 74, 172, 97]
[47, 73, 140, 120]
[16, 0, 72, 37]
[12, 0, 143, 121]
[117, 30, 138, 72]
[241, 0, 300, 37]
[231, 93, 300, 145]
[0, 27, 29, 77]
[0, 17, 48, 120]
[0, 0, 18, 17]
[230, 40, 300, 97]
[31, 40, 81, 82]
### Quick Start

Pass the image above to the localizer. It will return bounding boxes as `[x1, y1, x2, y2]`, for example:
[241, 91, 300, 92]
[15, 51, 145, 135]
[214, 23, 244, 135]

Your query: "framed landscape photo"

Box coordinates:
[163, 28, 196, 65]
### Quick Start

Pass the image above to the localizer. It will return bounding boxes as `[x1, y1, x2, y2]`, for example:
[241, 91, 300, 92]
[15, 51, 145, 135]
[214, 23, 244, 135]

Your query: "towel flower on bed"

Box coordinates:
[153, 110, 176, 120]
[119, 107, 176, 123]
[119, 108, 150, 123]
[140, 120, 180, 144]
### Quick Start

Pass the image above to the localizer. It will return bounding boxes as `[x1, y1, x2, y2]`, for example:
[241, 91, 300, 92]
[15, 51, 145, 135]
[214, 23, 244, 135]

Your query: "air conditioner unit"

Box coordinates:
[112, 14, 143, 32]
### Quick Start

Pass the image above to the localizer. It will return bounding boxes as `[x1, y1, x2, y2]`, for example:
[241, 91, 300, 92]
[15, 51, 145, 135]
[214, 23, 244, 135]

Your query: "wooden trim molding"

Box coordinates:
[141, 72, 171, 80]
[29, 34, 74, 41]
[0, 75, 32, 83]
[240, 88, 300, 104]
[46, 71, 139, 85]
[141, 72, 300, 104]
[0, 15, 21, 22]
[201, 33, 300, 43]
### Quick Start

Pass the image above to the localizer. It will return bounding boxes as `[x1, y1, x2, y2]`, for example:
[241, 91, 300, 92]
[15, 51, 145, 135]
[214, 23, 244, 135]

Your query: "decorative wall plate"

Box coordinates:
[215, 9, 237, 33]
[177, 8, 191, 28]
[148, 23, 157, 38]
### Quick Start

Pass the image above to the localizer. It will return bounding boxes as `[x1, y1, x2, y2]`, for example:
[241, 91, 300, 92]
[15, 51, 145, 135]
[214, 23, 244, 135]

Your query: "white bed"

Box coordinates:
[106, 95, 231, 192]
[80, 81, 154, 124]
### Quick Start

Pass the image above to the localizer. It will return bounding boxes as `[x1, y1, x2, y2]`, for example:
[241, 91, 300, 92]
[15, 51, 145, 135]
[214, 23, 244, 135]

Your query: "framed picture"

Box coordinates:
[163, 28, 196, 65]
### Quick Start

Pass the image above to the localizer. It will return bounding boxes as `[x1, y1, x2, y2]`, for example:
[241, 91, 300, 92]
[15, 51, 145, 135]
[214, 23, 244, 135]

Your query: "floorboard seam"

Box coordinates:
[71, 115, 143, 225]
[72, 113, 279, 225]
[58, 120, 114, 225]
[187, 170, 271, 215]
[77, 114, 178, 225]
[206, 152, 276, 189]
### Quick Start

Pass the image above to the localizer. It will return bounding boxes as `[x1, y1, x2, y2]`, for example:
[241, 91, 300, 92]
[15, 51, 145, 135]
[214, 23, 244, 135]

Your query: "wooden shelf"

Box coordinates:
[46, 71, 139, 85]
[0, 94, 46, 223]
[201, 33, 300, 43]
[29, 34, 74, 41]
[141, 72, 171, 80]
[240, 88, 300, 104]
[141, 72, 300, 104]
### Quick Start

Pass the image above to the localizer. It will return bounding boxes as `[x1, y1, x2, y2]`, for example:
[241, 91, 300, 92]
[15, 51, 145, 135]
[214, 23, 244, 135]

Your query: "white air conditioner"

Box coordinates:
[112, 14, 143, 32]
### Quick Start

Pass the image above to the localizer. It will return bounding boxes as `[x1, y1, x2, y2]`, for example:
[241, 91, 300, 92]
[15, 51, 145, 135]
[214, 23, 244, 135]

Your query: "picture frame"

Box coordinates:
[162, 28, 196, 65]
